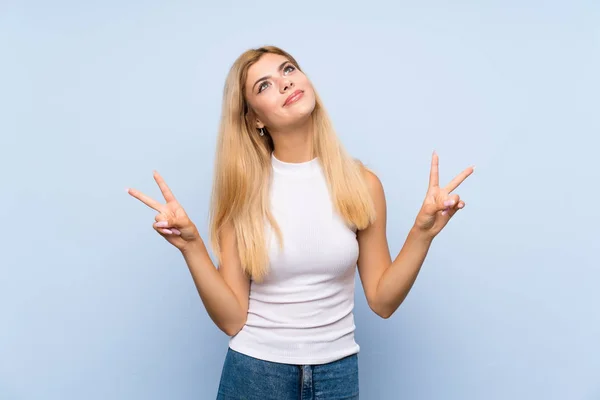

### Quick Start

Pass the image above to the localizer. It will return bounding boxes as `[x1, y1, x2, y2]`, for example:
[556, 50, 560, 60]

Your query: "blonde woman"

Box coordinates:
[127, 46, 474, 399]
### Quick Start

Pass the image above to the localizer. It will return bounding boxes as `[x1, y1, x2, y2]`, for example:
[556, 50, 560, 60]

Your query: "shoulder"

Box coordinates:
[354, 159, 385, 199]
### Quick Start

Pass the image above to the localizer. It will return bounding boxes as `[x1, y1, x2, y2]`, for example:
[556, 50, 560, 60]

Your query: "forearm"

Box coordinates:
[375, 226, 434, 318]
[180, 241, 246, 336]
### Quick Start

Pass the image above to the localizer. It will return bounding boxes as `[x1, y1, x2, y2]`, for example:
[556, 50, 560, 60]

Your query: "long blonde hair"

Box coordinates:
[209, 45, 376, 282]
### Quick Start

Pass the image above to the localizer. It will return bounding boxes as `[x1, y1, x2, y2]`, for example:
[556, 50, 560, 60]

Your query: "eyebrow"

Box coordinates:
[252, 60, 290, 92]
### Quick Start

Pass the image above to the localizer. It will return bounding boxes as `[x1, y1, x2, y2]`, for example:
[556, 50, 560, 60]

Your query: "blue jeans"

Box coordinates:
[216, 348, 359, 399]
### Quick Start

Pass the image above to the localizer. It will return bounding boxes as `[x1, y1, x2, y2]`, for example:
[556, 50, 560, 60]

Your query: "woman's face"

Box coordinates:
[244, 53, 316, 132]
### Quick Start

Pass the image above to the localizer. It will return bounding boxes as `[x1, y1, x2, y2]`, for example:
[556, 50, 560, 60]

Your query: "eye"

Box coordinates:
[257, 64, 296, 94]
[283, 64, 295, 74]
[257, 81, 270, 93]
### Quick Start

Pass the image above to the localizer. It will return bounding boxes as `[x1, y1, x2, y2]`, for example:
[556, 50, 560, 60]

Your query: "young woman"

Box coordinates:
[127, 45, 473, 399]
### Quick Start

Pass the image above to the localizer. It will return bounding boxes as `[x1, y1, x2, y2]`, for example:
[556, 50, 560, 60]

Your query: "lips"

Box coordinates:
[284, 90, 304, 107]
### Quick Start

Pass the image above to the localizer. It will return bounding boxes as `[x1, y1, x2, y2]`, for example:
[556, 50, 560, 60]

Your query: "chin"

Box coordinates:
[291, 93, 316, 118]
[273, 92, 317, 129]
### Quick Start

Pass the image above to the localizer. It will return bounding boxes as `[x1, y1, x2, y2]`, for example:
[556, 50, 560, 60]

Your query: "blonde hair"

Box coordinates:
[209, 45, 375, 282]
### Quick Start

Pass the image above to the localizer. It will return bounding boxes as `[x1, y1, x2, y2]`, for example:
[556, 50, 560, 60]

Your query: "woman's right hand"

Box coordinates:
[127, 171, 201, 252]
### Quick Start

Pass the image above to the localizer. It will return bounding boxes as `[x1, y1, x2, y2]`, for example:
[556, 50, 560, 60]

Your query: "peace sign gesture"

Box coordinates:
[413, 152, 474, 239]
[127, 171, 201, 252]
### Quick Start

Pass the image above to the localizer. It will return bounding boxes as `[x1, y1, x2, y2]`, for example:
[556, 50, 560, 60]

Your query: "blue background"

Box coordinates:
[1, 1, 599, 399]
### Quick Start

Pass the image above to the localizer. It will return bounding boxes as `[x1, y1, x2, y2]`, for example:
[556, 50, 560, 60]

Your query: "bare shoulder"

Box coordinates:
[354, 159, 385, 199]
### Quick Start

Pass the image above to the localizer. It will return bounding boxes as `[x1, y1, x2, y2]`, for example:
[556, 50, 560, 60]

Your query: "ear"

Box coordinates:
[246, 107, 264, 130]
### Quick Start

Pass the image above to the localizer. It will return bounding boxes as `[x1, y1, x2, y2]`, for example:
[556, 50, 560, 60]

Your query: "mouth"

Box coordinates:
[283, 90, 304, 107]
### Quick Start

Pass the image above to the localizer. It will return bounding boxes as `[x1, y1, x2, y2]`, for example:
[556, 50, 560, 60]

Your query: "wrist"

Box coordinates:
[410, 224, 435, 244]
[180, 237, 205, 256]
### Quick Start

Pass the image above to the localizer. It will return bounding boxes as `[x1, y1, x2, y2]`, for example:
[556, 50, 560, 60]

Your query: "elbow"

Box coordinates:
[221, 316, 247, 337]
[377, 309, 394, 319]
[369, 295, 402, 319]
[222, 325, 242, 337]
[369, 301, 395, 320]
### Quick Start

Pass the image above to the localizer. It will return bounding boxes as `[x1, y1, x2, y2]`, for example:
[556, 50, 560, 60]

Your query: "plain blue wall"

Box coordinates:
[1, 1, 599, 399]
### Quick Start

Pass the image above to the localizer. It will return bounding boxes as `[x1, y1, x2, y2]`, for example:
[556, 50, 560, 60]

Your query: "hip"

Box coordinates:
[217, 347, 359, 399]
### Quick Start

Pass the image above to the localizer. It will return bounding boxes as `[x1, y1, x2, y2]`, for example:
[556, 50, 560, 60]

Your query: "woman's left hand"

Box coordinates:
[413, 151, 474, 239]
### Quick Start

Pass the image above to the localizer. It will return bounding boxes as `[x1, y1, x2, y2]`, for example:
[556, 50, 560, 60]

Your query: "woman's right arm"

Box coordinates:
[180, 222, 250, 337]
[127, 171, 249, 337]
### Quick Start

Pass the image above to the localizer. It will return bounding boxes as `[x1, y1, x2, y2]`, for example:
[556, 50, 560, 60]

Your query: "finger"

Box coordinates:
[154, 220, 173, 229]
[153, 171, 177, 203]
[448, 200, 465, 217]
[444, 166, 475, 193]
[443, 200, 465, 216]
[154, 214, 179, 234]
[440, 194, 460, 215]
[127, 187, 164, 212]
[152, 221, 178, 235]
[158, 227, 180, 235]
[428, 151, 439, 189]
[440, 194, 460, 210]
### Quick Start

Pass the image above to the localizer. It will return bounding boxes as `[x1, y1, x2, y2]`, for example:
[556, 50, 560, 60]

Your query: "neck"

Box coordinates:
[269, 117, 314, 163]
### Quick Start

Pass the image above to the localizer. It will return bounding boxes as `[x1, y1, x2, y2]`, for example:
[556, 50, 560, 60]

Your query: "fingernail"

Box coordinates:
[161, 228, 173, 235]
[441, 209, 447, 216]
[443, 200, 455, 207]
[458, 203, 464, 209]
[155, 221, 168, 228]
[171, 228, 181, 235]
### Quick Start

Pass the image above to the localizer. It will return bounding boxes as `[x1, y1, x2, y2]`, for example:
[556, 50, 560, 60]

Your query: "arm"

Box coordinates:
[181, 221, 250, 336]
[127, 171, 250, 337]
[357, 153, 473, 319]
[356, 172, 432, 319]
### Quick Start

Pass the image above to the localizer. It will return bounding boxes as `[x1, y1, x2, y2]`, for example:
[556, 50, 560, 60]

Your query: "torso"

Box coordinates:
[228, 154, 361, 365]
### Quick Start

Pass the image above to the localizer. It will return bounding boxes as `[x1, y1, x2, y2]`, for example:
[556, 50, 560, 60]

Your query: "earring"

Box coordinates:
[259, 128, 265, 137]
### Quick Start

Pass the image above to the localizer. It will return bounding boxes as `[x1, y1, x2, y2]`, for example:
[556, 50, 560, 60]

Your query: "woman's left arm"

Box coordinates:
[357, 152, 474, 319]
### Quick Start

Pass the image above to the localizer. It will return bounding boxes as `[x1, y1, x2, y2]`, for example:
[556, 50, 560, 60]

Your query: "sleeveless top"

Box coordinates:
[228, 153, 360, 365]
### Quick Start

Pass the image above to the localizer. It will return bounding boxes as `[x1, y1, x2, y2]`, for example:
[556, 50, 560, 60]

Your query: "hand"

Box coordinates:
[127, 171, 201, 252]
[413, 151, 474, 239]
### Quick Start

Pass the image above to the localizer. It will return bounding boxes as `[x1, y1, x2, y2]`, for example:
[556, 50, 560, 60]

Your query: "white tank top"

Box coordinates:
[228, 153, 361, 365]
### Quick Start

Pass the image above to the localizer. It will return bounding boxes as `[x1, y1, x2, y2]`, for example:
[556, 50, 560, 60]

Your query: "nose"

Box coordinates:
[279, 78, 294, 93]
